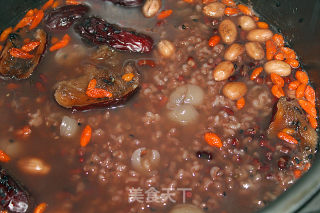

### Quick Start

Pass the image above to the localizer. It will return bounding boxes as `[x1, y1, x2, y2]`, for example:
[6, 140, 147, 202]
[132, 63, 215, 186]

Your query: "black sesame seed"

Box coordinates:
[234, 64, 238, 69]
[9, 33, 20, 48]
[9, 33, 19, 41]
[196, 151, 213, 161]
[103, 76, 115, 85]
[294, 106, 303, 114]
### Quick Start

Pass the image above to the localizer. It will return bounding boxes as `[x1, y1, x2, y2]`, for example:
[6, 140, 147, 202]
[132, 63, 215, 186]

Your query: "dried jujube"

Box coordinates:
[103, 0, 145, 7]
[74, 16, 153, 53]
[44, 4, 90, 31]
[54, 56, 141, 110]
[0, 168, 33, 212]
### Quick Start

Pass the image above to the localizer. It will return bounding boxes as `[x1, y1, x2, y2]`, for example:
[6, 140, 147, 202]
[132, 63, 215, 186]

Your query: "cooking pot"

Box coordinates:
[0, 0, 319, 212]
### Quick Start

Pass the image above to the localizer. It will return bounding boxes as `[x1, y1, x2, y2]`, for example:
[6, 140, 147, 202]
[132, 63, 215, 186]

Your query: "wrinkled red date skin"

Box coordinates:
[74, 16, 153, 53]
[104, 0, 144, 7]
[0, 168, 33, 213]
[44, 4, 90, 31]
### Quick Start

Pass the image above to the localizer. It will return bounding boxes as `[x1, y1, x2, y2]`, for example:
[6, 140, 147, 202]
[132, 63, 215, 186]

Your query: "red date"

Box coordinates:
[0, 29, 47, 80]
[74, 16, 153, 53]
[0, 168, 33, 212]
[44, 4, 89, 31]
[103, 0, 144, 7]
